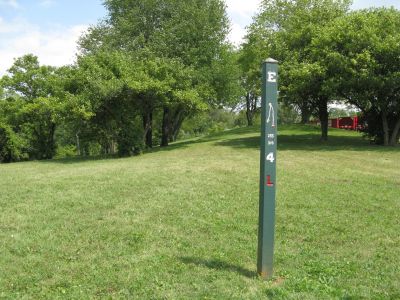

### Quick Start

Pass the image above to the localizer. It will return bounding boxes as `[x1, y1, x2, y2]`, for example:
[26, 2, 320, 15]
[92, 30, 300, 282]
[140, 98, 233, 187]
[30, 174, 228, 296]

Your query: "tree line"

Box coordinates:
[0, 0, 242, 163]
[1, 0, 399, 163]
[241, 0, 400, 145]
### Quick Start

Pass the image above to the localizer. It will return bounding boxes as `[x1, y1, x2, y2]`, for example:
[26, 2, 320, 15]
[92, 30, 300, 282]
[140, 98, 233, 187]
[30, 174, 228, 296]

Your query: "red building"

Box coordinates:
[330, 116, 360, 131]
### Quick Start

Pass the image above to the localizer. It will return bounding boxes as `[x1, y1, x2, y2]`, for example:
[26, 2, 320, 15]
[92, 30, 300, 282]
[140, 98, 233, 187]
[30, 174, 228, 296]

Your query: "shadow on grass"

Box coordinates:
[216, 133, 400, 152]
[43, 140, 206, 164]
[43, 128, 253, 164]
[180, 125, 399, 153]
[179, 256, 256, 278]
[42, 125, 399, 165]
[147, 127, 259, 154]
[39, 154, 120, 165]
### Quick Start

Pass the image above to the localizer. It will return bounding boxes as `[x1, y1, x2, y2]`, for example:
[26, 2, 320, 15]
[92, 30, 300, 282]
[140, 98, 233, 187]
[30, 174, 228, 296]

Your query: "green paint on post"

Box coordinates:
[257, 58, 278, 280]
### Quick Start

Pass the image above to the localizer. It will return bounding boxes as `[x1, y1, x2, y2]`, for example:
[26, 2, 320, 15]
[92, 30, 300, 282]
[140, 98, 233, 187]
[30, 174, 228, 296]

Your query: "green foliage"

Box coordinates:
[279, 60, 323, 123]
[18, 97, 60, 159]
[0, 55, 70, 160]
[55, 145, 77, 159]
[0, 1, 238, 162]
[359, 109, 399, 145]
[0, 121, 27, 163]
[238, 29, 265, 126]
[328, 106, 358, 118]
[117, 120, 144, 157]
[82, 0, 231, 106]
[101, 0, 229, 67]
[314, 8, 400, 145]
[4, 96, 60, 161]
[72, 50, 207, 153]
[3, 0, 400, 165]
[2, 54, 59, 101]
[278, 103, 300, 124]
[233, 110, 250, 127]
[79, 0, 233, 147]
[180, 108, 240, 138]
[243, 0, 352, 134]
[208, 46, 243, 108]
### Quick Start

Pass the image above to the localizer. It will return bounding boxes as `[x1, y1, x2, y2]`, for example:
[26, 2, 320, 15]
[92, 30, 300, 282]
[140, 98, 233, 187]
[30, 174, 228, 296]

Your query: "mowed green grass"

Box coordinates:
[0, 125, 399, 299]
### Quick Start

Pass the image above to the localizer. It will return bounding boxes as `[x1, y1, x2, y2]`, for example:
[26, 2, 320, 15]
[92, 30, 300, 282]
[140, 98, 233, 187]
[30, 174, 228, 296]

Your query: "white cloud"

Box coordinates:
[228, 22, 247, 46]
[225, 0, 260, 22]
[225, 0, 260, 45]
[0, 16, 32, 33]
[0, 0, 260, 74]
[352, 0, 400, 10]
[0, 0, 20, 9]
[0, 18, 88, 75]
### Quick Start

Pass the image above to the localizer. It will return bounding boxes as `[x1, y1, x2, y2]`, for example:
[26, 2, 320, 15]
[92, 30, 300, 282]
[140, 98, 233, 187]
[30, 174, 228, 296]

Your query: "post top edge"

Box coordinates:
[265, 58, 278, 64]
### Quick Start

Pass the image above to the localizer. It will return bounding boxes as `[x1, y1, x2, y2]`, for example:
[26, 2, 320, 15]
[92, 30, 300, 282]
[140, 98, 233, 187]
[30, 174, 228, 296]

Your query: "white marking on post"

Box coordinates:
[267, 72, 277, 83]
[266, 103, 275, 127]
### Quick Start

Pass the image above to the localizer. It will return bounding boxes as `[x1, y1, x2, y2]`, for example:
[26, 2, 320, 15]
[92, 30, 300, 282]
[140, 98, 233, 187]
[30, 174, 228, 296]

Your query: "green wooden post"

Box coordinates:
[257, 58, 278, 279]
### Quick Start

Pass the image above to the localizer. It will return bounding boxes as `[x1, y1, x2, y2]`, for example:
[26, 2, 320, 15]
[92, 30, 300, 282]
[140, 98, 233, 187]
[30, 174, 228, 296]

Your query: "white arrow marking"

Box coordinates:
[266, 103, 275, 127]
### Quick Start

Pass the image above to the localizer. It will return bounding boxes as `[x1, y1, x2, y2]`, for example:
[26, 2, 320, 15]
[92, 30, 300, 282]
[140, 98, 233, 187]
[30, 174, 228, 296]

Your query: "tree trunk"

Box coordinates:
[76, 132, 81, 155]
[389, 117, 400, 146]
[246, 92, 254, 126]
[318, 98, 329, 141]
[146, 113, 153, 148]
[161, 107, 170, 147]
[382, 111, 389, 146]
[142, 112, 153, 148]
[46, 123, 56, 159]
[168, 107, 186, 142]
[300, 105, 312, 124]
[171, 112, 185, 142]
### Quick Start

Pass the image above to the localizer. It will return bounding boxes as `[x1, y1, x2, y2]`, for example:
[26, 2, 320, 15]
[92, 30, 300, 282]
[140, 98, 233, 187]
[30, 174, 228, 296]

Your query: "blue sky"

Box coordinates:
[0, 1, 106, 27]
[1, 0, 399, 74]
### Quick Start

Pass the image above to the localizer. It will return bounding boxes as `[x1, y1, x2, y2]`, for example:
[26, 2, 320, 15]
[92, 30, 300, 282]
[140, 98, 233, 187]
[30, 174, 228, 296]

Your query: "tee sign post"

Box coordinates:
[257, 58, 278, 280]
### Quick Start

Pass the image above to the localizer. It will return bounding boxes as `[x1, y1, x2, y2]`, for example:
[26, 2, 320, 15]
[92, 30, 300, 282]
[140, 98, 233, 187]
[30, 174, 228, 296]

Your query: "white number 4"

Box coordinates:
[266, 152, 275, 163]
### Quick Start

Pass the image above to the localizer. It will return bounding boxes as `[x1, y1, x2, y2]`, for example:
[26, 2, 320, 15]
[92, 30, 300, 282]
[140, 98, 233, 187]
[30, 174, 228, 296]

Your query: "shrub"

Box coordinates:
[55, 145, 77, 158]
[359, 110, 399, 145]
[117, 120, 144, 157]
[0, 122, 27, 163]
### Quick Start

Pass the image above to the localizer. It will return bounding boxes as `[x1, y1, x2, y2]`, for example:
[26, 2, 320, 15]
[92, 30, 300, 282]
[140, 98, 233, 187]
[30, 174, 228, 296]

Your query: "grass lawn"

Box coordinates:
[0, 125, 399, 299]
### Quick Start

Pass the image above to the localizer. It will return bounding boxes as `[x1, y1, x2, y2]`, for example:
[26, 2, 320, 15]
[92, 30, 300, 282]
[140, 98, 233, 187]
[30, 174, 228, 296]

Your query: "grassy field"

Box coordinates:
[0, 125, 399, 299]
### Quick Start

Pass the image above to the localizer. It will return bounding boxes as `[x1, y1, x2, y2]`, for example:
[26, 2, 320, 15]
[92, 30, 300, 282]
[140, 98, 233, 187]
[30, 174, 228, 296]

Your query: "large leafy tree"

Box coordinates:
[71, 50, 205, 154]
[1, 55, 57, 101]
[0, 55, 65, 159]
[71, 51, 137, 155]
[315, 8, 400, 146]
[238, 27, 266, 126]
[243, 0, 351, 139]
[80, 0, 231, 147]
